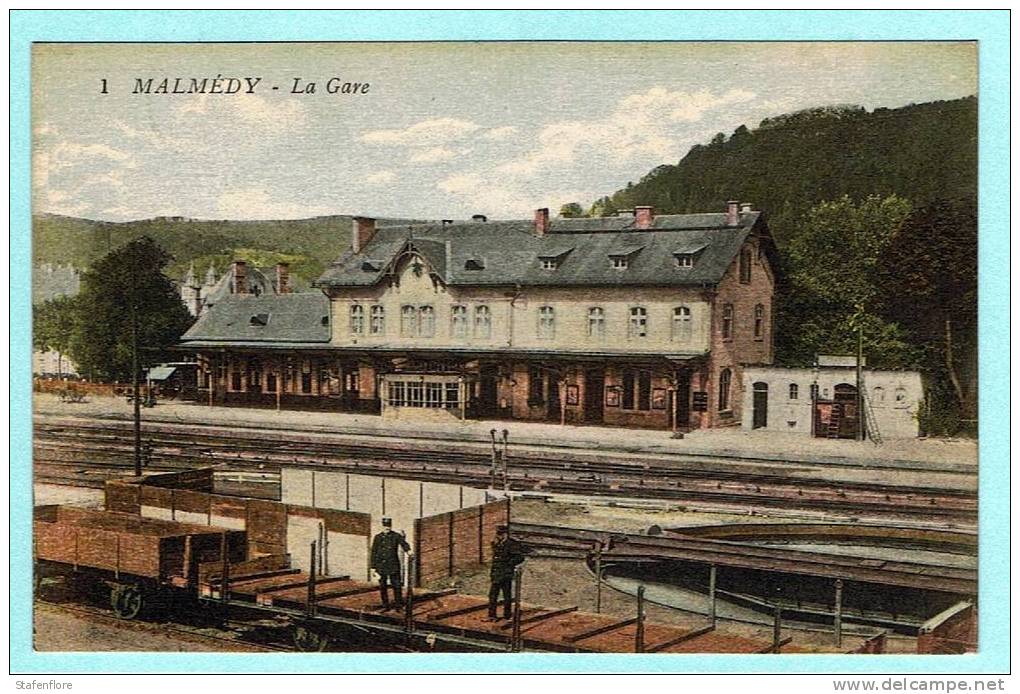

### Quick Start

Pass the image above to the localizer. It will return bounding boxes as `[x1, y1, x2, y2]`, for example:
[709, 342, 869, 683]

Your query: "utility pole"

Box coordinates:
[132, 306, 142, 476]
[856, 317, 865, 442]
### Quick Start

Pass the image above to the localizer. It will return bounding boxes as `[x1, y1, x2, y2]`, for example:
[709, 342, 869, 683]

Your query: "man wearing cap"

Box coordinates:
[487, 524, 530, 621]
[371, 517, 410, 610]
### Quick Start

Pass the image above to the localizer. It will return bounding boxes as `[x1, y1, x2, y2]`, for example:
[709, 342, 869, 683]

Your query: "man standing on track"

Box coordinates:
[487, 524, 530, 621]
[371, 517, 410, 610]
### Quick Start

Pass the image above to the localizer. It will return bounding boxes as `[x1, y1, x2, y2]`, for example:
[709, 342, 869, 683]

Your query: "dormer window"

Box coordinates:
[611, 256, 629, 270]
[464, 258, 485, 271]
[673, 244, 706, 269]
[538, 248, 572, 271]
[540, 258, 559, 270]
[361, 260, 382, 272]
[249, 313, 269, 327]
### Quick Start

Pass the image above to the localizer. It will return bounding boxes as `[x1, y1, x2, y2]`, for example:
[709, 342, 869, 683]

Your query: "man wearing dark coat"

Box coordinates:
[371, 517, 410, 610]
[487, 525, 530, 620]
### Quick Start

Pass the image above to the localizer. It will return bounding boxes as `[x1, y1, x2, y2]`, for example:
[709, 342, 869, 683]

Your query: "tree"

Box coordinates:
[68, 237, 194, 381]
[876, 198, 978, 422]
[777, 195, 918, 368]
[33, 295, 78, 376]
[558, 202, 585, 218]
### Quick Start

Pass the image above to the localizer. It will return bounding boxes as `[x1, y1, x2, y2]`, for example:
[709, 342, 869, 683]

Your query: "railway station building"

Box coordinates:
[178, 202, 777, 431]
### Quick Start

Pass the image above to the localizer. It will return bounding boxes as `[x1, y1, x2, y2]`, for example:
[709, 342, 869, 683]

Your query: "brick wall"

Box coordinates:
[414, 498, 510, 586]
[705, 235, 775, 428]
[917, 603, 977, 654]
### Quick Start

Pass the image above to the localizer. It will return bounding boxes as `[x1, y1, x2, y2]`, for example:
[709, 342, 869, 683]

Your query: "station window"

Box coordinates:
[474, 305, 492, 339]
[349, 304, 365, 335]
[400, 305, 417, 337]
[629, 307, 648, 338]
[370, 305, 385, 335]
[721, 304, 734, 340]
[386, 379, 461, 410]
[419, 306, 436, 337]
[739, 248, 752, 283]
[588, 307, 606, 339]
[672, 306, 692, 341]
[451, 305, 468, 338]
[718, 368, 732, 411]
[538, 306, 555, 339]
[789, 383, 799, 400]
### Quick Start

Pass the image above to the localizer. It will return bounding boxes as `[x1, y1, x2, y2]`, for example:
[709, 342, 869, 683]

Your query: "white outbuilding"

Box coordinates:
[741, 356, 924, 440]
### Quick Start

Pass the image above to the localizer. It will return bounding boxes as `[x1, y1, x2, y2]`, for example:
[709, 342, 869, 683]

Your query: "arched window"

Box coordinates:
[349, 304, 364, 335]
[721, 303, 734, 340]
[718, 368, 732, 411]
[789, 383, 799, 400]
[419, 306, 435, 337]
[538, 306, 555, 339]
[672, 306, 692, 341]
[894, 387, 908, 408]
[872, 386, 885, 403]
[588, 307, 605, 339]
[474, 305, 491, 338]
[739, 248, 752, 283]
[451, 305, 468, 338]
[400, 305, 417, 337]
[370, 305, 385, 335]
[754, 304, 765, 340]
[629, 306, 648, 338]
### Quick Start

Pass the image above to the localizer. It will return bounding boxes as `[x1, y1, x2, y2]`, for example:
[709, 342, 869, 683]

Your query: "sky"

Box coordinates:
[32, 42, 977, 222]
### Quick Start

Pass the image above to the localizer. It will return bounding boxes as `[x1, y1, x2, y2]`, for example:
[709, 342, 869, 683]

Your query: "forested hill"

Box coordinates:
[31, 213, 424, 293]
[589, 97, 977, 243]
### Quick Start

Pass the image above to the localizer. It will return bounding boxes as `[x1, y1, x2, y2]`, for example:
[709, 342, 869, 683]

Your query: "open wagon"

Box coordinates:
[33, 505, 246, 618]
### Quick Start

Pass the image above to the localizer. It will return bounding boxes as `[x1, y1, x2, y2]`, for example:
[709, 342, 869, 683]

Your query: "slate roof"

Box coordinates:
[179, 292, 330, 344]
[316, 212, 766, 289]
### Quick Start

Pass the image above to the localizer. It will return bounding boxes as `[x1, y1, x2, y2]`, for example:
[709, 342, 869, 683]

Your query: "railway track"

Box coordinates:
[33, 417, 977, 524]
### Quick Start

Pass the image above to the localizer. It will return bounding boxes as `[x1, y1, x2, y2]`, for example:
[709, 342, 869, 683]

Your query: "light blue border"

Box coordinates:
[10, 9, 1009, 674]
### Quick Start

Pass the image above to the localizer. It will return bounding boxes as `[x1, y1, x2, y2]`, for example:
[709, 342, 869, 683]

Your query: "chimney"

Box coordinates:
[634, 205, 654, 229]
[740, 202, 753, 214]
[534, 207, 549, 236]
[725, 200, 740, 226]
[232, 260, 248, 295]
[275, 262, 290, 294]
[352, 216, 376, 254]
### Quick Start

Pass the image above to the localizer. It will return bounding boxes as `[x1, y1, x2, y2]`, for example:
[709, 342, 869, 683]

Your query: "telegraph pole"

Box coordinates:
[132, 306, 142, 476]
[856, 318, 865, 442]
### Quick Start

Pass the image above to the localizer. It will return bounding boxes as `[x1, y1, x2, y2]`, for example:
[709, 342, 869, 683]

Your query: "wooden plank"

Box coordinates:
[753, 636, 793, 654]
[647, 625, 716, 653]
[255, 575, 351, 594]
[428, 601, 491, 621]
[565, 617, 638, 643]
[499, 605, 579, 631]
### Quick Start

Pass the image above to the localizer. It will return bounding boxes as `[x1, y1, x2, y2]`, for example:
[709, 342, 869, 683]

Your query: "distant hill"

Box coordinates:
[31, 213, 424, 298]
[588, 97, 977, 244]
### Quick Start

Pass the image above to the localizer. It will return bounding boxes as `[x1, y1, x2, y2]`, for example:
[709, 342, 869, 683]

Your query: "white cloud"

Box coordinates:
[365, 170, 397, 185]
[362, 117, 481, 146]
[409, 146, 463, 164]
[482, 126, 518, 141]
[216, 187, 333, 220]
[495, 87, 756, 177]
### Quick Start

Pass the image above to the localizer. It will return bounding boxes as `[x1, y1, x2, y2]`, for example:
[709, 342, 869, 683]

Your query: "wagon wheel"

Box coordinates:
[292, 624, 330, 652]
[112, 584, 144, 620]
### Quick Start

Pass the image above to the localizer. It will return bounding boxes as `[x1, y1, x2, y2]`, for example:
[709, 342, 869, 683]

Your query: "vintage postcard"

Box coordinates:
[12, 9, 1010, 682]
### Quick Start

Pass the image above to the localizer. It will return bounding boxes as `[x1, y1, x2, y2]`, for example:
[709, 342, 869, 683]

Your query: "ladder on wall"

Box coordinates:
[861, 383, 883, 446]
